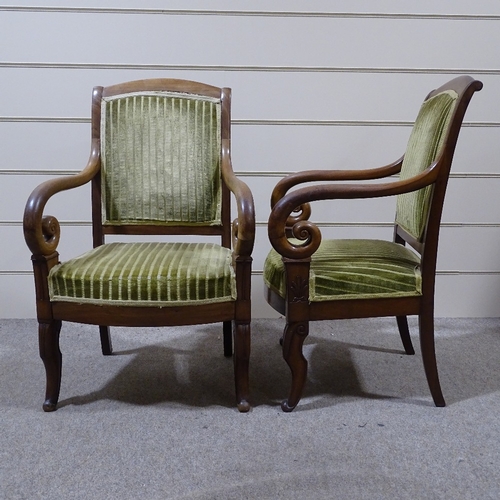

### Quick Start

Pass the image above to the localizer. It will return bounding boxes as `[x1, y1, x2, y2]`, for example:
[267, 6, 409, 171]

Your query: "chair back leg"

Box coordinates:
[99, 325, 113, 355]
[396, 315, 415, 355]
[223, 320, 232, 357]
[419, 310, 445, 406]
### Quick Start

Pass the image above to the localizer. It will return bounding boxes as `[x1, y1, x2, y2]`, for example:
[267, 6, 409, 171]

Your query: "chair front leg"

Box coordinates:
[233, 321, 250, 412]
[39, 320, 62, 412]
[281, 321, 309, 412]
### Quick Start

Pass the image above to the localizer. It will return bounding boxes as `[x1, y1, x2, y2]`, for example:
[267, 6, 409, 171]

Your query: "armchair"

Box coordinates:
[264, 76, 482, 411]
[24, 79, 255, 412]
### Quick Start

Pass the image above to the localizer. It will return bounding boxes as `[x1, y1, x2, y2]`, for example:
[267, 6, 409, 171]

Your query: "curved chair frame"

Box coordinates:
[24, 79, 255, 412]
[265, 76, 482, 411]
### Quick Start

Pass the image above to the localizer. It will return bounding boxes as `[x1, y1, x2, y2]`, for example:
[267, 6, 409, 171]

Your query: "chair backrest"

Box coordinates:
[394, 76, 482, 248]
[395, 90, 458, 241]
[91, 79, 231, 245]
[101, 91, 222, 226]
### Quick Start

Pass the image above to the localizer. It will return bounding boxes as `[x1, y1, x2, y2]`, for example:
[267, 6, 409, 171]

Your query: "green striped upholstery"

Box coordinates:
[49, 242, 236, 306]
[101, 91, 222, 226]
[263, 239, 421, 301]
[396, 90, 458, 240]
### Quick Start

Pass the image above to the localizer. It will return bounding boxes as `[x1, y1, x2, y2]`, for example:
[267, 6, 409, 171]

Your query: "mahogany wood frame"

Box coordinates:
[24, 79, 255, 413]
[265, 76, 483, 412]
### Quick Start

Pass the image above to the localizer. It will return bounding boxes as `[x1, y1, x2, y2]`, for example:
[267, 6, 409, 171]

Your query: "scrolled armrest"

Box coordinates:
[268, 190, 322, 260]
[23, 141, 100, 256]
[270, 156, 404, 208]
[270, 218, 322, 260]
[285, 203, 312, 231]
[39, 215, 61, 254]
[268, 161, 438, 260]
[221, 140, 255, 257]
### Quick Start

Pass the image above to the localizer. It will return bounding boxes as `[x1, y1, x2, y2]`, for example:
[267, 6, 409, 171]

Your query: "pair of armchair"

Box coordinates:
[24, 76, 482, 412]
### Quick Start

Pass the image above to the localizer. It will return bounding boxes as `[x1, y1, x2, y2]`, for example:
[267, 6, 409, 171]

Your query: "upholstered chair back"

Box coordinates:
[395, 90, 458, 241]
[100, 91, 222, 226]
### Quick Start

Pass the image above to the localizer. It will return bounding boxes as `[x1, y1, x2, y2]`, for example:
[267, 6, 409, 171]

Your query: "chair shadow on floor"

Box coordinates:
[58, 332, 236, 410]
[56, 323, 365, 411]
[55, 319, 500, 411]
[252, 318, 500, 410]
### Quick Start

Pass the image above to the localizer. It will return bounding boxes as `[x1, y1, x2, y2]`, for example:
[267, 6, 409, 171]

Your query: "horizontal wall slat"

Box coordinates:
[2, 116, 497, 126]
[4, 171, 500, 179]
[2, 6, 500, 20]
[3, 62, 500, 76]
[0, 175, 92, 221]
[3, 176, 500, 226]
[2, 13, 500, 69]
[0, 70, 497, 122]
[2, 123, 498, 178]
[6, 219, 500, 273]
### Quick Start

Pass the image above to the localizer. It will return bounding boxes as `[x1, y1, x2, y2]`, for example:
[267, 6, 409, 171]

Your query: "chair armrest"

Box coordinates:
[268, 161, 438, 260]
[270, 156, 404, 208]
[23, 140, 101, 256]
[221, 140, 255, 257]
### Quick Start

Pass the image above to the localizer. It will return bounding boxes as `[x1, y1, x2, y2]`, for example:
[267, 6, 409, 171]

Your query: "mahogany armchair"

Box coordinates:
[264, 76, 482, 411]
[24, 79, 255, 412]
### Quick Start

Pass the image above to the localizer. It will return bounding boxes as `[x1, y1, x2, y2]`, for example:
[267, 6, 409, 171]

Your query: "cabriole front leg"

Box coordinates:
[281, 321, 309, 412]
[39, 320, 62, 412]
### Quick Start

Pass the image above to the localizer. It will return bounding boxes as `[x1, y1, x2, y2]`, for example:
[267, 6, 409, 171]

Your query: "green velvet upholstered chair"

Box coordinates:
[24, 79, 255, 412]
[264, 76, 482, 412]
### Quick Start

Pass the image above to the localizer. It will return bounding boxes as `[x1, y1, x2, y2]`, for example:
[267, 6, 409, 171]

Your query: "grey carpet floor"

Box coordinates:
[1, 317, 499, 499]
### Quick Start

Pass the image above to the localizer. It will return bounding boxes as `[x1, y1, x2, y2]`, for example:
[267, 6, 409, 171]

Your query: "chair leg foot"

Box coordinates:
[39, 320, 62, 412]
[237, 400, 251, 413]
[281, 322, 309, 412]
[419, 311, 446, 407]
[280, 399, 297, 412]
[42, 400, 58, 412]
[233, 322, 250, 412]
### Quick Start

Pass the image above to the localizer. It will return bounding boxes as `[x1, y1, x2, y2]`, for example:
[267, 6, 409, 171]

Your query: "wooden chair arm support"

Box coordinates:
[23, 141, 101, 256]
[221, 140, 255, 257]
[268, 162, 438, 260]
[270, 156, 404, 208]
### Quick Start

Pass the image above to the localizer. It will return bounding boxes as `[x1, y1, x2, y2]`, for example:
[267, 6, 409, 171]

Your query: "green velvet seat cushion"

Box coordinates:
[49, 242, 236, 306]
[263, 239, 422, 301]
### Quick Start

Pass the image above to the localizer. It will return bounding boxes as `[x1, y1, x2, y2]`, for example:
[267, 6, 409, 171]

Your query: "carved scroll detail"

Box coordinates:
[41, 216, 60, 249]
[286, 203, 311, 227]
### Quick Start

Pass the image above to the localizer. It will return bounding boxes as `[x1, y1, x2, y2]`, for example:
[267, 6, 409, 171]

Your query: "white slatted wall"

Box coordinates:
[1, 0, 499, 318]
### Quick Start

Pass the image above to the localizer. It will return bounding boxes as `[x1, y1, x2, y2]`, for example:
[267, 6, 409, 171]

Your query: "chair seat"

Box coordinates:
[49, 242, 236, 306]
[264, 239, 422, 301]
